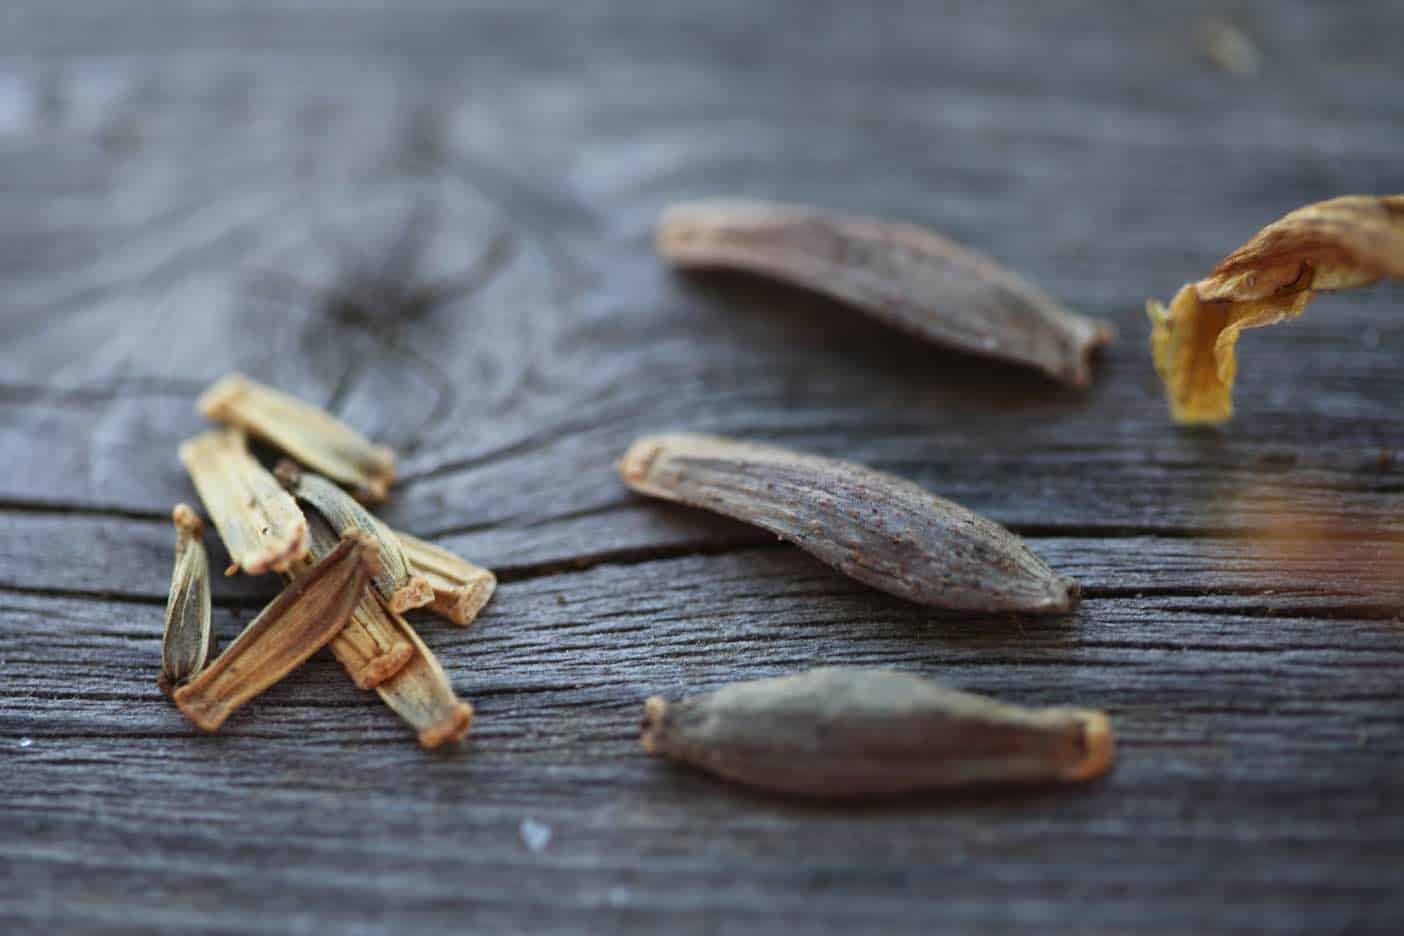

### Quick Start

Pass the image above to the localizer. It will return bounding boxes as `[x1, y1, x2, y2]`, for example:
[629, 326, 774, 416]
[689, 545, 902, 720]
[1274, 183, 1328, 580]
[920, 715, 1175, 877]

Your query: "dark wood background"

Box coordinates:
[2, 2, 1402, 932]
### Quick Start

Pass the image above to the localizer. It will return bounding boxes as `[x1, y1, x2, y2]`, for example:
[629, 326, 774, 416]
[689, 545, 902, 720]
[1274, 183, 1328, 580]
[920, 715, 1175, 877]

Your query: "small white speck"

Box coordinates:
[520, 818, 552, 853]
[18, 737, 33, 748]
[607, 887, 631, 907]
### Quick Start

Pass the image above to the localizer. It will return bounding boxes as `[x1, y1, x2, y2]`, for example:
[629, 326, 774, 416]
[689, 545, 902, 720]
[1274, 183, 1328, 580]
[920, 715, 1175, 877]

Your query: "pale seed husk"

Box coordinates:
[374, 609, 474, 749]
[394, 530, 497, 627]
[198, 372, 396, 503]
[179, 428, 309, 575]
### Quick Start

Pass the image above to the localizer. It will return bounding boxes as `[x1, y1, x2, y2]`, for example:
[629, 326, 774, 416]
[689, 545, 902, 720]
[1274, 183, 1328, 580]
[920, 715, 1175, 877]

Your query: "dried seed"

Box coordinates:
[198, 372, 396, 503]
[395, 530, 497, 627]
[1148, 195, 1404, 423]
[619, 433, 1078, 613]
[179, 428, 308, 575]
[158, 504, 213, 698]
[375, 611, 474, 749]
[173, 531, 381, 732]
[641, 667, 1114, 798]
[275, 460, 433, 613]
[290, 512, 414, 689]
[656, 199, 1112, 387]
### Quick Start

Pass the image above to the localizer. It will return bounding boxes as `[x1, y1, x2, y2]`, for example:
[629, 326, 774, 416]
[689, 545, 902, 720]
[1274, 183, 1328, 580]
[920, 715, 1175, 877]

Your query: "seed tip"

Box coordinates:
[1062, 577, 1082, 608]
[618, 438, 666, 487]
[1065, 710, 1116, 782]
[390, 575, 436, 613]
[196, 372, 252, 421]
[172, 503, 204, 536]
[640, 696, 669, 755]
[417, 702, 473, 749]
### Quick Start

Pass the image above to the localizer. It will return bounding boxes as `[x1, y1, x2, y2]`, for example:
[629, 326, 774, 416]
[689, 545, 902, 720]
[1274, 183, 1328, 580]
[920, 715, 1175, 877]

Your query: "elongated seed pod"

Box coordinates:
[159, 504, 214, 697]
[288, 512, 415, 689]
[657, 199, 1112, 387]
[620, 433, 1077, 613]
[1148, 194, 1404, 424]
[275, 460, 433, 614]
[173, 531, 380, 732]
[179, 429, 308, 574]
[198, 373, 396, 503]
[375, 609, 474, 749]
[394, 530, 497, 627]
[642, 667, 1114, 798]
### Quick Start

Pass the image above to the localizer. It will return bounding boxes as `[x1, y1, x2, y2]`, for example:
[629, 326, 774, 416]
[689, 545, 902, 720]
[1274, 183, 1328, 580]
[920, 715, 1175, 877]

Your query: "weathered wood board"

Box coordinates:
[2, 1, 1402, 932]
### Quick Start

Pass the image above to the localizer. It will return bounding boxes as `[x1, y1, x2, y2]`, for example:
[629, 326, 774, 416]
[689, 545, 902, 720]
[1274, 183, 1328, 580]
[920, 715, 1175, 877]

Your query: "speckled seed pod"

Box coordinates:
[657, 199, 1112, 387]
[620, 433, 1078, 613]
[642, 667, 1114, 798]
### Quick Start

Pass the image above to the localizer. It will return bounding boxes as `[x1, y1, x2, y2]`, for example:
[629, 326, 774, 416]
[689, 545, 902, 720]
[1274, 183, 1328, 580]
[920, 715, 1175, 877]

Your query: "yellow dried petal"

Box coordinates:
[1148, 286, 1310, 425]
[1149, 195, 1404, 424]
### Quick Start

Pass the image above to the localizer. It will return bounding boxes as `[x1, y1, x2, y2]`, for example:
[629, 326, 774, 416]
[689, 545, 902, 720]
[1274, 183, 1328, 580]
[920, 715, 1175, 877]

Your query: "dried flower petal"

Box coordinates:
[395, 530, 496, 627]
[199, 372, 396, 503]
[1149, 195, 1404, 423]
[642, 667, 1114, 798]
[173, 531, 381, 732]
[374, 610, 474, 749]
[275, 460, 433, 613]
[159, 504, 213, 697]
[290, 513, 414, 690]
[179, 428, 308, 574]
[620, 433, 1078, 613]
[657, 199, 1113, 387]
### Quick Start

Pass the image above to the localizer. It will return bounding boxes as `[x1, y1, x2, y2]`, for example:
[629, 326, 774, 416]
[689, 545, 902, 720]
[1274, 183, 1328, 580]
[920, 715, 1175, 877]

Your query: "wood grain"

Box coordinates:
[1, 1, 1402, 932]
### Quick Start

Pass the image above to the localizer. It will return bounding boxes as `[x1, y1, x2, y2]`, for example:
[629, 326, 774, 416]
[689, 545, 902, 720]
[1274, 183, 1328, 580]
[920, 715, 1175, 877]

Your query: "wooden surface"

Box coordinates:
[2, 2, 1403, 932]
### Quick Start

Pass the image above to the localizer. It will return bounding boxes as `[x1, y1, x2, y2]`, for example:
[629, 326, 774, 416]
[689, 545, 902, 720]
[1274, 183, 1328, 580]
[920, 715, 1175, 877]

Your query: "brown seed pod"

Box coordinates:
[1148, 194, 1404, 424]
[172, 531, 381, 732]
[619, 433, 1078, 613]
[657, 199, 1112, 387]
[641, 667, 1114, 799]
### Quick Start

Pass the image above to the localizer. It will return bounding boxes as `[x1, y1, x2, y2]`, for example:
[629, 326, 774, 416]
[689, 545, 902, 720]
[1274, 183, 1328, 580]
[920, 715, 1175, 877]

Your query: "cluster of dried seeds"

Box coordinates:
[157, 193, 1396, 794]
[161, 373, 493, 748]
